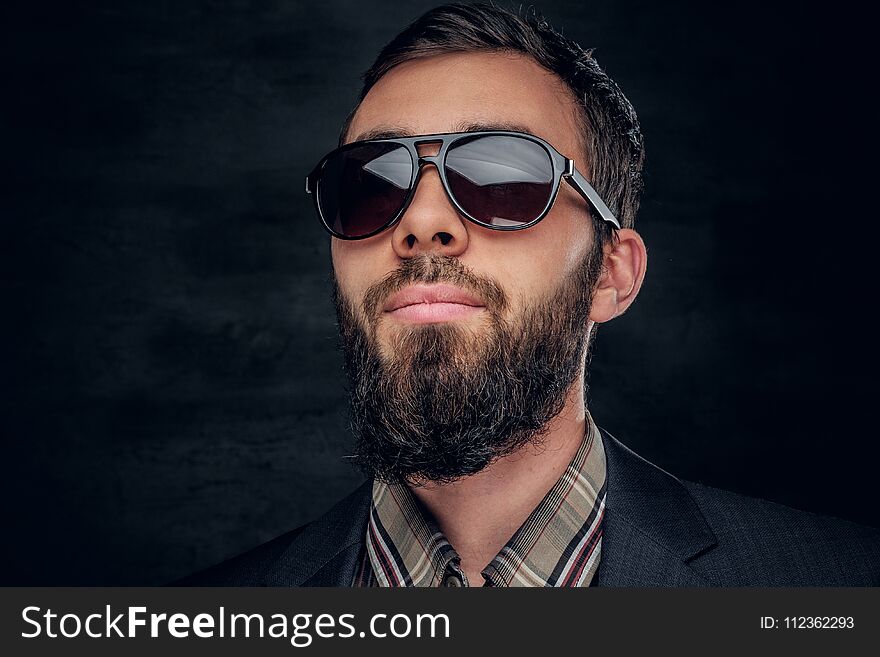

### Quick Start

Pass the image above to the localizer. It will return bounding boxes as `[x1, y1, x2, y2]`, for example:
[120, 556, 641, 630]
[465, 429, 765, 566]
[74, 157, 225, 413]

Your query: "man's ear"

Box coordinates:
[589, 228, 647, 324]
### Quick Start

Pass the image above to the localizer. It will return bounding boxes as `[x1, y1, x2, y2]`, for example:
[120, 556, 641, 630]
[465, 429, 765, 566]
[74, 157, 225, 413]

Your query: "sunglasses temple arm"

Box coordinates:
[564, 166, 621, 230]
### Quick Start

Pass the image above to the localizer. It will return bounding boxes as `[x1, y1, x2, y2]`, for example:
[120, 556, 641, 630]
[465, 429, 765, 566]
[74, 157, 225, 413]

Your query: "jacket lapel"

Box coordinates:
[268, 480, 372, 586]
[593, 429, 718, 586]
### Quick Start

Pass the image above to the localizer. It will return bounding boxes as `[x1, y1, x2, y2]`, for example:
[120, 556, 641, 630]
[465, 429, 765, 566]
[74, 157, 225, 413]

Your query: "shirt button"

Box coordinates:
[443, 574, 463, 587]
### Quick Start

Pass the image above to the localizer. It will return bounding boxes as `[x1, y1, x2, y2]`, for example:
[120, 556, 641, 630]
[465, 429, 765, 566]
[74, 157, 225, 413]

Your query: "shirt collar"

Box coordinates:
[365, 414, 607, 587]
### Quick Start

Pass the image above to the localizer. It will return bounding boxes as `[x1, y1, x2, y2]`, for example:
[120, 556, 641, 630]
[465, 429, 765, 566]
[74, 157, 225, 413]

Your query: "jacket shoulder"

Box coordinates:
[682, 480, 880, 585]
[172, 481, 372, 586]
[172, 525, 309, 586]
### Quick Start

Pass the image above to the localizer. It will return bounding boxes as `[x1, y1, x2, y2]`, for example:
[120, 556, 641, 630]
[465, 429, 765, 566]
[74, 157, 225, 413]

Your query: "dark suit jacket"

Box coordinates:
[178, 429, 880, 586]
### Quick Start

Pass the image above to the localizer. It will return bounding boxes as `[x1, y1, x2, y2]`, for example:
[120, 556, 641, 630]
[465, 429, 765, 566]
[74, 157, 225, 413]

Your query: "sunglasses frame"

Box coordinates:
[305, 130, 620, 240]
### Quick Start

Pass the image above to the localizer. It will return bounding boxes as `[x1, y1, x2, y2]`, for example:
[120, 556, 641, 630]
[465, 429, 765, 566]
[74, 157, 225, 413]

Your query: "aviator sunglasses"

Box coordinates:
[305, 130, 620, 240]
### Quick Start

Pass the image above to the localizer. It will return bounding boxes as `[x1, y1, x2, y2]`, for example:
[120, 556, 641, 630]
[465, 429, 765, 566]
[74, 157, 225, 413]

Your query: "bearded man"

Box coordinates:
[180, 3, 880, 587]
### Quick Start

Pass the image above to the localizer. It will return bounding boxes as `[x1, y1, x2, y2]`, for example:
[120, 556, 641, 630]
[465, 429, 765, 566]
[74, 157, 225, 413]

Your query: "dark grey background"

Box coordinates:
[2, 0, 877, 585]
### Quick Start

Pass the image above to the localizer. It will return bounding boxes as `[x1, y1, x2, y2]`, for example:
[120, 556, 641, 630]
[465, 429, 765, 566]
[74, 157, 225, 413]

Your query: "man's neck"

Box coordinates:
[408, 377, 588, 586]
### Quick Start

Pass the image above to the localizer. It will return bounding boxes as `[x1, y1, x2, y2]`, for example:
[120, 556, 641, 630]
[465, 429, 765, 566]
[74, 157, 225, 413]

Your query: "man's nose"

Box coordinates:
[389, 151, 470, 259]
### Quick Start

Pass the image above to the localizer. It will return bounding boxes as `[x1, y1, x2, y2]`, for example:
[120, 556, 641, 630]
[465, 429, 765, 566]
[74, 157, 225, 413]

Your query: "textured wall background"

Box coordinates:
[2, 0, 877, 584]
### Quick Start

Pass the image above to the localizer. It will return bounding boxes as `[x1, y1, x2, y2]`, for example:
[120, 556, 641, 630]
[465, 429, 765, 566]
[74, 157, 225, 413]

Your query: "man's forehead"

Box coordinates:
[345, 52, 584, 155]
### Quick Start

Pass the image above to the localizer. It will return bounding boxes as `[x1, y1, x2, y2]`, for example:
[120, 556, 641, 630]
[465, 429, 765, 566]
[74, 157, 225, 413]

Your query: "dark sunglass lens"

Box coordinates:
[445, 135, 554, 226]
[317, 143, 413, 238]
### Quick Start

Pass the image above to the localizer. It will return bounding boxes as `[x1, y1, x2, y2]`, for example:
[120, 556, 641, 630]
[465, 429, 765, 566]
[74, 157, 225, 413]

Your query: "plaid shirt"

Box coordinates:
[353, 415, 607, 587]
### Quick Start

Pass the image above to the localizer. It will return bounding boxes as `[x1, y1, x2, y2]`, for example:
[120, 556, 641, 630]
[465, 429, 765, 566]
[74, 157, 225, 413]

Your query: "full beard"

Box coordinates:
[332, 246, 603, 485]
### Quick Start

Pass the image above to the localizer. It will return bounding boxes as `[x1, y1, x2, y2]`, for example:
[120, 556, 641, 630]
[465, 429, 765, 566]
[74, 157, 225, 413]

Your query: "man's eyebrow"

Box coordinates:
[350, 125, 414, 142]
[453, 120, 535, 135]
[350, 120, 535, 143]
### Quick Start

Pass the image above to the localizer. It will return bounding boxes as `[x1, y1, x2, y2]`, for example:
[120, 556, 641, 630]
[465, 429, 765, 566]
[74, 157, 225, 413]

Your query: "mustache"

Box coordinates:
[361, 253, 509, 323]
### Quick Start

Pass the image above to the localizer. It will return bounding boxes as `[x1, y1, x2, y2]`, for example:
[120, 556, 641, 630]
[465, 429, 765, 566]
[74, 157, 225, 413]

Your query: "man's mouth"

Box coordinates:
[382, 284, 486, 323]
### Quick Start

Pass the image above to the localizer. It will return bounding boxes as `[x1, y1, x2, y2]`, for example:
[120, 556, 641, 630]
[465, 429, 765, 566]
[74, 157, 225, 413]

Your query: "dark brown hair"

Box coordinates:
[340, 2, 646, 243]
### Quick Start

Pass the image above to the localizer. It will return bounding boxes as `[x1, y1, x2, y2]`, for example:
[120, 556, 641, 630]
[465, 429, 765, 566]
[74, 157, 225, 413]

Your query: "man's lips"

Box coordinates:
[382, 284, 486, 323]
[383, 284, 484, 312]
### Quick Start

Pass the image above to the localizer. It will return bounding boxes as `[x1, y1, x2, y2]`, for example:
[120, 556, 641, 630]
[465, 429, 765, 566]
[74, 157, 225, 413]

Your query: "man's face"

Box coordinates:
[331, 51, 605, 483]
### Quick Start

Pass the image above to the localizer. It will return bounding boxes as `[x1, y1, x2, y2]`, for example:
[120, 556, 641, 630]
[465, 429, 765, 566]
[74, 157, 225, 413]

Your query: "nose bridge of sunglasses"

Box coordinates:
[414, 140, 443, 176]
[414, 140, 443, 158]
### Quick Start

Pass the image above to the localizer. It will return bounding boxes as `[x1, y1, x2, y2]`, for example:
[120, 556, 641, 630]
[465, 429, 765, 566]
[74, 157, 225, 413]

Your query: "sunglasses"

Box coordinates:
[305, 130, 620, 240]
